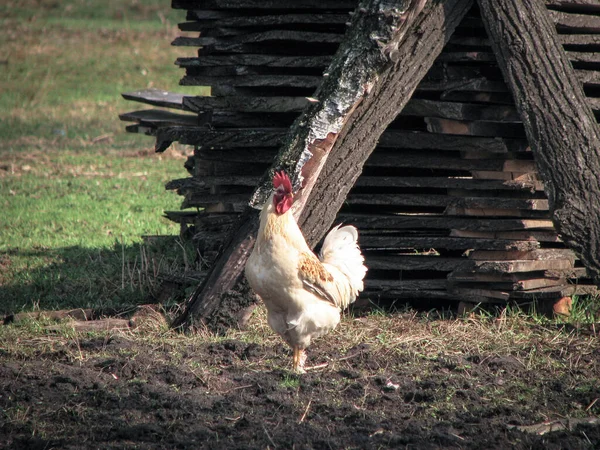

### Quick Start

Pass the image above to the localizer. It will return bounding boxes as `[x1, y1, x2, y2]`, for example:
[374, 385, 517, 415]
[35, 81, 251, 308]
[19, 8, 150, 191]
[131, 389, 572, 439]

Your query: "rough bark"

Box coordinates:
[299, 0, 474, 245]
[478, 0, 600, 282]
[172, 0, 472, 329]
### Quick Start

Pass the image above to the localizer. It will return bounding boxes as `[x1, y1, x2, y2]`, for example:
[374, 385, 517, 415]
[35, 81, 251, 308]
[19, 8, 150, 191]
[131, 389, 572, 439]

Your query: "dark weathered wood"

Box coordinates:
[452, 277, 565, 291]
[173, 0, 467, 328]
[156, 128, 287, 151]
[361, 289, 459, 300]
[365, 255, 468, 271]
[450, 229, 560, 242]
[469, 248, 576, 261]
[459, 258, 574, 274]
[339, 214, 553, 231]
[509, 284, 597, 300]
[545, 0, 600, 11]
[178, 13, 349, 30]
[171, 175, 540, 191]
[183, 96, 310, 113]
[417, 78, 509, 94]
[122, 89, 185, 110]
[437, 51, 496, 62]
[402, 99, 520, 121]
[172, 30, 343, 51]
[180, 74, 323, 89]
[377, 131, 529, 153]
[548, 9, 600, 33]
[365, 279, 448, 290]
[425, 117, 526, 138]
[173, 0, 357, 9]
[119, 109, 200, 128]
[360, 236, 540, 251]
[177, 55, 333, 69]
[204, 111, 298, 128]
[479, 0, 600, 282]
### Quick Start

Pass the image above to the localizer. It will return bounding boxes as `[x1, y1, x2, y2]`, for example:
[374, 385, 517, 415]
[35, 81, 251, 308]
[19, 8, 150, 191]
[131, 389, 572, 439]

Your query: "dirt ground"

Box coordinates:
[1, 309, 600, 449]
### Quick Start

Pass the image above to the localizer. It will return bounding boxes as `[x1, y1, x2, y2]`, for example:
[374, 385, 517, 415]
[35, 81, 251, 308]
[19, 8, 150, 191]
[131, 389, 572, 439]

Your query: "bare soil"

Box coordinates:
[1, 311, 600, 449]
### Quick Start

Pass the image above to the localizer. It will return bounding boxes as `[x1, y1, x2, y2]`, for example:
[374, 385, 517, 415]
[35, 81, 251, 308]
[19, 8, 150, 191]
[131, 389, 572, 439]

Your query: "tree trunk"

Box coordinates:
[478, 0, 600, 282]
[172, 0, 473, 329]
[299, 0, 474, 245]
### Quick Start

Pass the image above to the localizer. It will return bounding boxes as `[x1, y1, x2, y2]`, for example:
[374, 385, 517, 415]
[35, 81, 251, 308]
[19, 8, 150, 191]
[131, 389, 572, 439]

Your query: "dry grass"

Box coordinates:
[3, 305, 598, 376]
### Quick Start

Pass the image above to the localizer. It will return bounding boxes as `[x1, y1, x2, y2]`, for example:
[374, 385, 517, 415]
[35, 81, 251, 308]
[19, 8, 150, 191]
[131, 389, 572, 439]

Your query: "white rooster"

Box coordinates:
[245, 171, 367, 372]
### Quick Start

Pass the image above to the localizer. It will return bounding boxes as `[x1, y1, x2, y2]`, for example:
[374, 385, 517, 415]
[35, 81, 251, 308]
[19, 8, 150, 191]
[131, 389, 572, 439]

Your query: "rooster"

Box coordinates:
[245, 171, 367, 372]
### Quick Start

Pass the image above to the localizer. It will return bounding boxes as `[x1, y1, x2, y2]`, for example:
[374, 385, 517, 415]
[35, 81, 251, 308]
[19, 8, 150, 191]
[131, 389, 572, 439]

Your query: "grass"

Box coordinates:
[0, 1, 205, 315]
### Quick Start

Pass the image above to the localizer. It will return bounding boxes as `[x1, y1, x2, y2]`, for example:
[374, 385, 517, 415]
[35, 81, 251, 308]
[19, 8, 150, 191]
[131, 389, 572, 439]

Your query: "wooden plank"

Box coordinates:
[359, 236, 540, 251]
[510, 284, 598, 300]
[449, 197, 549, 211]
[425, 117, 526, 138]
[444, 206, 550, 217]
[558, 34, 600, 46]
[545, 0, 600, 11]
[440, 91, 516, 105]
[362, 289, 459, 300]
[336, 214, 554, 231]
[449, 271, 546, 282]
[181, 175, 541, 191]
[119, 109, 201, 127]
[366, 152, 528, 171]
[471, 171, 539, 181]
[378, 131, 529, 153]
[348, 194, 549, 210]
[453, 277, 565, 291]
[549, 10, 600, 33]
[183, 95, 310, 113]
[157, 127, 287, 148]
[195, 147, 533, 171]
[437, 51, 496, 62]
[180, 74, 323, 89]
[365, 279, 448, 290]
[354, 176, 541, 191]
[172, 0, 357, 9]
[576, 69, 600, 86]
[545, 267, 589, 279]
[417, 78, 509, 93]
[452, 287, 511, 301]
[464, 257, 578, 273]
[365, 255, 468, 271]
[173, 30, 344, 47]
[163, 210, 199, 224]
[178, 13, 350, 30]
[469, 249, 575, 261]
[450, 229, 560, 242]
[566, 51, 600, 65]
[206, 111, 298, 128]
[122, 89, 185, 110]
[176, 54, 332, 69]
[402, 98, 520, 121]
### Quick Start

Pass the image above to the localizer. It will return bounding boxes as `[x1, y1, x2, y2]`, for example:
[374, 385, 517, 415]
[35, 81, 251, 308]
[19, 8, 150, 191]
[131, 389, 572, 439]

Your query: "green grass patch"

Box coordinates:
[0, 1, 204, 315]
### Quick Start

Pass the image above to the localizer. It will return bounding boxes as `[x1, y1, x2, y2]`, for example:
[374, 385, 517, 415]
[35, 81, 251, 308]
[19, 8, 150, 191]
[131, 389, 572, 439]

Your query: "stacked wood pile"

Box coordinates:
[120, 0, 600, 308]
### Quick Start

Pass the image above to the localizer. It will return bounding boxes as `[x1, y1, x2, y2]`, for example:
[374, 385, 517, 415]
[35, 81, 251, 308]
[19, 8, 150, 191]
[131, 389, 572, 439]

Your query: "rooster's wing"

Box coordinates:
[297, 252, 342, 307]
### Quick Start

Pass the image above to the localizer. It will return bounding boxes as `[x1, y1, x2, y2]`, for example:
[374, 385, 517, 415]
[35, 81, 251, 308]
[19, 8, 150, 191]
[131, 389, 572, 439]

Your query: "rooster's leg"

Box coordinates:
[292, 346, 307, 373]
[297, 349, 307, 371]
[292, 346, 299, 370]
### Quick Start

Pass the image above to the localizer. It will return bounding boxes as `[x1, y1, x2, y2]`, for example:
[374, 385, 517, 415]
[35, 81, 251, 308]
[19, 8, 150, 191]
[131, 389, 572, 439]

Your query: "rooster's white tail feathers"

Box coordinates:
[319, 224, 367, 299]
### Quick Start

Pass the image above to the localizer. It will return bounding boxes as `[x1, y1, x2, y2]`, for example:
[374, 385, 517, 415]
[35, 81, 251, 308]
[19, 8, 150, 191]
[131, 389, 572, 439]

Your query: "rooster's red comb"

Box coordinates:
[273, 170, 293, 194]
